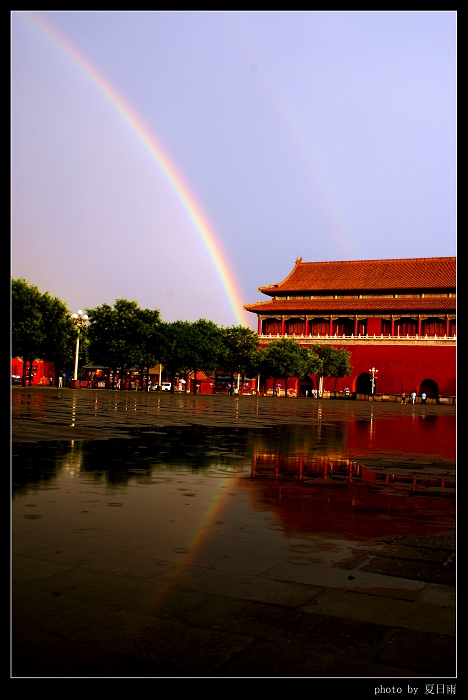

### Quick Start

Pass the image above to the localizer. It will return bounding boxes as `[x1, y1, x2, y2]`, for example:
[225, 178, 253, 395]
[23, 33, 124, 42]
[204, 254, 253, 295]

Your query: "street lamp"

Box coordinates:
[71, 310, 89, 383]
[369, 366, 378, 395]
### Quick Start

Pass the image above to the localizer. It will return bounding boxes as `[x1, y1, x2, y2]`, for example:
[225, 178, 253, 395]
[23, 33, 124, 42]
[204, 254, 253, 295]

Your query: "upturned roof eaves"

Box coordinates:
[244, 297, 456, 314]
[258, 257, 456, 295]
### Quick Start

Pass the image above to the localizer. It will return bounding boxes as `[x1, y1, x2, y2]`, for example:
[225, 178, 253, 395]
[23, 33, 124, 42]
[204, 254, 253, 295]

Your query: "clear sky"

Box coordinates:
[11, 11, 456, 329]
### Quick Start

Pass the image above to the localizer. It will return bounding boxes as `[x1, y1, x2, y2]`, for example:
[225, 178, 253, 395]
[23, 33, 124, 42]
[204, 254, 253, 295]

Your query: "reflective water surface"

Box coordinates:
[12, 391, 456, 545]
[11, 390, 456, 677]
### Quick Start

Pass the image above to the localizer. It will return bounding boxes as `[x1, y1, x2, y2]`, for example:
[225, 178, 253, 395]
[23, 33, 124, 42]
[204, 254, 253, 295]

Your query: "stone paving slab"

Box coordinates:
[376, 629, 456, 677]
[158, 565, 326, 607]
[416, 584, 456, 608]
[302, 589, 455, 635]
[360, 556, 456, 585]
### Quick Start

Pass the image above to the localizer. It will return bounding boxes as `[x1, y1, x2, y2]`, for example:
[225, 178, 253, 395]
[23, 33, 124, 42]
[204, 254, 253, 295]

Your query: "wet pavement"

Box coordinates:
[11, 388, 456, 682]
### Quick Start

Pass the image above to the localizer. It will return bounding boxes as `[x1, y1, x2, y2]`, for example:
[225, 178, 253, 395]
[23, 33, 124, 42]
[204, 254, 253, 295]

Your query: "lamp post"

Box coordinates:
[71, 310, 88, 385]
[369, 366, 378, 395]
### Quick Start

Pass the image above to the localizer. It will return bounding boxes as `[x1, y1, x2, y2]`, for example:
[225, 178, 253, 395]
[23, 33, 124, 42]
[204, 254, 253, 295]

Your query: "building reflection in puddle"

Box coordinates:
[246, 419, 455, 541]
[12, 407, 455, 545]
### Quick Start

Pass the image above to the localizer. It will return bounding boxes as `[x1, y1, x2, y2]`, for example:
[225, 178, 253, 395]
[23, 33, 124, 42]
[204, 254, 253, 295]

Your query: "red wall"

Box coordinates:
[260, 342, 455, 397]
[337, 343, 455, 396]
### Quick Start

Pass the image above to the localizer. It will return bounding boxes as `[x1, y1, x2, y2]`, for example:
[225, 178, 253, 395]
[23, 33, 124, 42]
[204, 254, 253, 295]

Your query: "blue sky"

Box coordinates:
[11, 11, 456, 328]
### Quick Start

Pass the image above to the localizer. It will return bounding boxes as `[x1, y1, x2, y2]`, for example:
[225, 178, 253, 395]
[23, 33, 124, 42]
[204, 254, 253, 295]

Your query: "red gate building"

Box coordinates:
[244, 256, 456, 400]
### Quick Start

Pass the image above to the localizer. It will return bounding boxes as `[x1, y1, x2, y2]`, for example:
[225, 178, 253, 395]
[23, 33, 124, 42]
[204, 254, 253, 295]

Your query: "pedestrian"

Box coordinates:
[421, 392, 427, 404]
[411, 391, 416, 404]
[58, 376, 63, 388]
[401, 391, 406, 404]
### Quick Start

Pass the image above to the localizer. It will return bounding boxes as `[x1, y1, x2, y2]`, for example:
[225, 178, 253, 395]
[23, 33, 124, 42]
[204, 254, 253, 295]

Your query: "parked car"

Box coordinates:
[12, 375, 22, 385]
[161, 382, 171, 391]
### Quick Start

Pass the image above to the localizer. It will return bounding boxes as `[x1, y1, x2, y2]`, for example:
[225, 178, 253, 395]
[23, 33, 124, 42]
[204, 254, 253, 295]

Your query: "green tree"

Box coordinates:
[312, 344, 352, 394]
[262, 338, 309, 397]
[132, 307, 164, 390]
[40, 293, 76, 382]
[12, 278, 76, 386]
[85, 300, 161, 388]
[157, 320, 195, 391]
[12, 279, 45, 386]
[189, 319, 224, 392]
[300, 346, 323, 381]
[156, 319, 224, 393]
[220, 325, 259, 394]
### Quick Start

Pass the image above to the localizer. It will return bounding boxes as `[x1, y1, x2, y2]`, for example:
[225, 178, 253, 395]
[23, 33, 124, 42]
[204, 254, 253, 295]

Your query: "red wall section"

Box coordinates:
[339, 343, 455, 396]
[263, 342, 456, 397]
[366, 318, 382, 335]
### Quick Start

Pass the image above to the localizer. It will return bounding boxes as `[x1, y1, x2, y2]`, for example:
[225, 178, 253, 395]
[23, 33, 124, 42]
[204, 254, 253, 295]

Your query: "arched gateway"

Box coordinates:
[419, 378, 439, 398]
[298, 377, 314, 397]
[356, 372, 372, 395]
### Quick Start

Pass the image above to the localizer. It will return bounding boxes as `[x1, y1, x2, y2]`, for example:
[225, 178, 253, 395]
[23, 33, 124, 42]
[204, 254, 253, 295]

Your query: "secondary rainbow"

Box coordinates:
[224, 13, 355, 260]
[24, 12, 248, 326]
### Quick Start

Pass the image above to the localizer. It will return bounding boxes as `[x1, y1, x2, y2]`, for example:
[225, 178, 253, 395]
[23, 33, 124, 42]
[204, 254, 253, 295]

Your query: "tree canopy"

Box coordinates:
[12, 279, 45, 368]
[12, 278, 75, 384]
[85, 299, 162, 384]
[259, 338, 313, 396]
[156, 319, 224, 391]
[256, 339, 352, 396]
[219, 325, 259, 393]
[312, 344, 353, 393]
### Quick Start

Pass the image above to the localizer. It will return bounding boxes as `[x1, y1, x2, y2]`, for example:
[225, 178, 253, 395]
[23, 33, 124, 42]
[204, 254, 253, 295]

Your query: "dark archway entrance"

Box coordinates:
[356, 372, 372, 395]
[298, 377, 314, 397]
[419, 378, 439, 398]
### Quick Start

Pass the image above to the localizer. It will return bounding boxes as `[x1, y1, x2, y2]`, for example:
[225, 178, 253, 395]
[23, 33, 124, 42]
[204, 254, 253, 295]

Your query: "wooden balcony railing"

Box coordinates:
[258, 333, 456, 343]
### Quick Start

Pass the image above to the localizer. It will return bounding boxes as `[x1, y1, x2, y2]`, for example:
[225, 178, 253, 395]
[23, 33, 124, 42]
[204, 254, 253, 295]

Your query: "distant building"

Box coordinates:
[11, 358, 56, 386]
[244, 256, 456, 400]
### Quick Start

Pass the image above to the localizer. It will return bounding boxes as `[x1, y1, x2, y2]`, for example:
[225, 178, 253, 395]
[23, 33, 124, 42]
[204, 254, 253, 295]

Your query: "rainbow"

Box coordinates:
[141, 473, 234, 615]
[224, 14, 355, 260]
[22, 12, 249, 327]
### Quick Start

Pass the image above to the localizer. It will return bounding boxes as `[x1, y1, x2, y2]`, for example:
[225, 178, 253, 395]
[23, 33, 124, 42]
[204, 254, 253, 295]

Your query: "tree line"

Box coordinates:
[12, 278, 352, 393]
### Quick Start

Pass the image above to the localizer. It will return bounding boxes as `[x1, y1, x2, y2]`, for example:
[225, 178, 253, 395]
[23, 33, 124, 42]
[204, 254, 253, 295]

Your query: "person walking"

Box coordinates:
[411, 391, 416, 404]
[401, 391, 406, 404]
[421, 392, 427, 404]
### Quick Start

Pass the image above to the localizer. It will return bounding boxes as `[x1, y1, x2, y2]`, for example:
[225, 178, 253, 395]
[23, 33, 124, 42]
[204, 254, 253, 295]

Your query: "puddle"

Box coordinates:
[13, 396, 455, 546]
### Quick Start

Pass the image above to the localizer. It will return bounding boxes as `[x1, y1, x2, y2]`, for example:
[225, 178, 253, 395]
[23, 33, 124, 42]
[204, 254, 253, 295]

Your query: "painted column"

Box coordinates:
[304, 316, 309, 335]
[258, 316, 262, 335]
[418, 315, 422, 336]
[281, 316, 285, 336]
[329, 316, 333, 335]
[354, 316, 358, 336]
[391, 316, 395, 336]
[446, 315, 450, 336]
